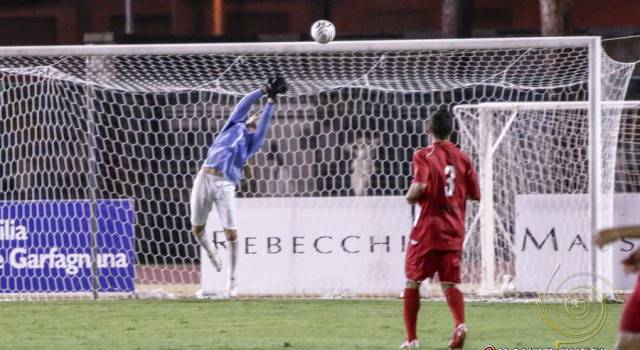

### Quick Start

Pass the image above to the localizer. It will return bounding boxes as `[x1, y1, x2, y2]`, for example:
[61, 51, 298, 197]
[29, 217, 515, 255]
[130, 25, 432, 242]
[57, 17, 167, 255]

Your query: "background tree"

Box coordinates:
[442, 0, 473, 38]
[539, 0, 573, 36]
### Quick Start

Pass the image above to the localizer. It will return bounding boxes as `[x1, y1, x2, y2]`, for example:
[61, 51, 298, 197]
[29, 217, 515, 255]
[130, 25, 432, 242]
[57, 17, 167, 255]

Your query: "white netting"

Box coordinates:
[454, 100, 639, 295]
[0, 40, 635, 299]
[616, 104, 640, 192]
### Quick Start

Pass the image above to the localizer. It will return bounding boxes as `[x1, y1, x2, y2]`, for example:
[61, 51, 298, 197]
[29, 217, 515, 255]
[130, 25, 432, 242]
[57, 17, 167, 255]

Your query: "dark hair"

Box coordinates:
[430, 107, 454, 140]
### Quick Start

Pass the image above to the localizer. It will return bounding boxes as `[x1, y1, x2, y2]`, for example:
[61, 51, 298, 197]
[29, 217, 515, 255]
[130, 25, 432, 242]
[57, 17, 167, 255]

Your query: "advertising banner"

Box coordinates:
[201, 196, 412, 296]
[0, 200, 135, 293]
[515, 194, 640, 292]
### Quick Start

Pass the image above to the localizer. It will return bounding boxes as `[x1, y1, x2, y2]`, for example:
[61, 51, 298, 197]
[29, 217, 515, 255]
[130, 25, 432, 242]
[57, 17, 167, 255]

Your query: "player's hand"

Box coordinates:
[594, 228, 621, 248]
[622, 247, 640, 273]
[266, 76, 288, 99]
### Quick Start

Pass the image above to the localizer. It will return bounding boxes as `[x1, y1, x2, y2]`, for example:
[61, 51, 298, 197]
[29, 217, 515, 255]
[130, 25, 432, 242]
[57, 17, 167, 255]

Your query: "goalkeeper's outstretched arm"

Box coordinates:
[247, 99, 274, 156]
[244, 76, 287, 155]
[221, 88, 267, 132]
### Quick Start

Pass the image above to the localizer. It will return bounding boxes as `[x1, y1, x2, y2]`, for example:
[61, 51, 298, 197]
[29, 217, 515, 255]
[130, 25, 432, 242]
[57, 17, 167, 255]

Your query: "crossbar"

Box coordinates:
[0, 36, 598, 57]
[455, 100, 640, 111]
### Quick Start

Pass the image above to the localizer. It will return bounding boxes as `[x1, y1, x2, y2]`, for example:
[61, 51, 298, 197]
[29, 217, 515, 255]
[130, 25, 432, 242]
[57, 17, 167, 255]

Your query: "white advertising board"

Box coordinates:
[202, 194, 640, 296]
[201, 196, 412, 296]
[515, 194, 640, 292]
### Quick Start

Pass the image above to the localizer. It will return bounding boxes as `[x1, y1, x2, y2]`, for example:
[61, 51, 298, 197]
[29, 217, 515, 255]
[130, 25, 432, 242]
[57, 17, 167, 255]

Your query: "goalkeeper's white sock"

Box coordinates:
[195, 233, 222, 271]
[228, 239, 238, 279]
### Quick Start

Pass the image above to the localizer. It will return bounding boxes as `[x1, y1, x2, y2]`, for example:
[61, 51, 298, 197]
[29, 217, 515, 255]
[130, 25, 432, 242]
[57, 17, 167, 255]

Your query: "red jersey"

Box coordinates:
[410, 141, 480, 252]
[620, 275, 640, 332]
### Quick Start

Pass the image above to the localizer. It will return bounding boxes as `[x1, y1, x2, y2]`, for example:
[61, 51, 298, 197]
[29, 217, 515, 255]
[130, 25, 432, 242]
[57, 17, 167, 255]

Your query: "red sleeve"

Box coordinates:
[412, 151, 429, 184]
[466, 162, 480, 201]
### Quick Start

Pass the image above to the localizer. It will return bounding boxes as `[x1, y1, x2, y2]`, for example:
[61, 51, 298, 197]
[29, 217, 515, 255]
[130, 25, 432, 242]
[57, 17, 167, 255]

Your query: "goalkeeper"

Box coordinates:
[190, 77, 288, 298]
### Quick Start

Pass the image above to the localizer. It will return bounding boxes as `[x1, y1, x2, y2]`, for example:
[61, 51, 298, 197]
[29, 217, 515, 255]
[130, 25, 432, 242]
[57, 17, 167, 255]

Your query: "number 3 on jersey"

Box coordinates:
[444, 165, 456, 197]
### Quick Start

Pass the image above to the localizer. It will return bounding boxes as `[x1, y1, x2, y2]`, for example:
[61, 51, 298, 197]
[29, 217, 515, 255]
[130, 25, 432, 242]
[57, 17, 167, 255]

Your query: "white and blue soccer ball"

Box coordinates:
[311, 20, 336, 44]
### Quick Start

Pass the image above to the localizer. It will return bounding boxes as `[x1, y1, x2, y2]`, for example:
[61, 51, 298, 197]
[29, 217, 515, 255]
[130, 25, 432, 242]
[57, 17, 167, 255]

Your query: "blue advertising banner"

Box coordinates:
[0, 200, 135, 293]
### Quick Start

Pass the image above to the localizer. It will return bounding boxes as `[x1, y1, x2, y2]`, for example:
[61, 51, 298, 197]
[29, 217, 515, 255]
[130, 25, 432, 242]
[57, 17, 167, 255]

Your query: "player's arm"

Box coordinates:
[466, 162, 481, 201]
[221, 88, 267, 132]
[597, 226, 640, 273]
[246, 99, 275, 156]
[246, 77, 287, 156]
[595, 225, 640, 247]
[406, 182, 426, 205]
[622, 247, 640, 273]
[406, 151, 429, 205]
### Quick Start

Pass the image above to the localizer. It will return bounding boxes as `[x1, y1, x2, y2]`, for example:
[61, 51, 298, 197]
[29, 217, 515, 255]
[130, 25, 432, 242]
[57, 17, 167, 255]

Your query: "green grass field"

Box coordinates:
[0, 299, 623, 350]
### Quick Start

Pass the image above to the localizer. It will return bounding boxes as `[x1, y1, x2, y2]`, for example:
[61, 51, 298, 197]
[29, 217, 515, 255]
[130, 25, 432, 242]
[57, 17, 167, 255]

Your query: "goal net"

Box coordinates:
[0, 38, 635, 300]
[454, 100, 640, 298]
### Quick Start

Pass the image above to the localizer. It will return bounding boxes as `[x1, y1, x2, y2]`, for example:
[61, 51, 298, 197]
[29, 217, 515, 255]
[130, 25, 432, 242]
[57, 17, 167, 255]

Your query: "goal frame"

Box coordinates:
[455, 100, 640, 297]
[0, 36, 605, 299]
[0, 36, 601, 56]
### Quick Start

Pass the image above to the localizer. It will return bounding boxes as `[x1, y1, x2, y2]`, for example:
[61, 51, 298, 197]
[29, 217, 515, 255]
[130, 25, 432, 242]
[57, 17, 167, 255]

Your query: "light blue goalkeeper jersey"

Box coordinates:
[202, 89, 273, 184]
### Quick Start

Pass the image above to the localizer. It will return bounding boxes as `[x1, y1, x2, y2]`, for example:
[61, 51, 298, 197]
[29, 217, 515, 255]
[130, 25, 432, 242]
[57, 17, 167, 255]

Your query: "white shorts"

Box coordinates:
[190, 170, 237, 229]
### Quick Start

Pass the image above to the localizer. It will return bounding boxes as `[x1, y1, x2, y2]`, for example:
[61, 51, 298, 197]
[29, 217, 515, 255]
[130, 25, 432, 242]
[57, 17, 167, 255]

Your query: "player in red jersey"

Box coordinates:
[400, 108, 480, 350]
[595, 225, 640, 350]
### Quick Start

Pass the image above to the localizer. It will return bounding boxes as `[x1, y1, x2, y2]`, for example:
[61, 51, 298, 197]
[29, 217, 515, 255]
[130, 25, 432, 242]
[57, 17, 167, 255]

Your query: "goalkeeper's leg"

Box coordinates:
[212, 177, 239, 298]
[192, 225, 223, 272]
[190, 171, 223, 272]
[222, 228, 238, 297]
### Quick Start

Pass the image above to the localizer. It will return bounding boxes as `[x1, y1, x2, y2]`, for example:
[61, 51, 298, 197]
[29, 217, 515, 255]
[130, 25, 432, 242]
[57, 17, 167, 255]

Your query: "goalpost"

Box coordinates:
[455, 101, 640, 298]
[0, 37, 636, 300]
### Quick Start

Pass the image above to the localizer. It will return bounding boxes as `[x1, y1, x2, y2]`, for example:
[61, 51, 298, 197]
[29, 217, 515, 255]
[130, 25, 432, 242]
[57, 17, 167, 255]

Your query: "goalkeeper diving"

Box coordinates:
[190, 77, 288, 297]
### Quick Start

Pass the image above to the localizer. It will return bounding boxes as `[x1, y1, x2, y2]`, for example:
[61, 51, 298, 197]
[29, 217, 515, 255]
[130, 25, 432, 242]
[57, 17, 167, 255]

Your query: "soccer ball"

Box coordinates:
[310, 20, 336, 44]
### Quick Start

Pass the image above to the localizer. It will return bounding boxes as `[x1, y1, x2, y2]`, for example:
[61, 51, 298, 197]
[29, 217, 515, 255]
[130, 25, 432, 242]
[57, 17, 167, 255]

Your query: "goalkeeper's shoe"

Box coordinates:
[448, 324, 468, 349]
[227, 277, 238, 298]
[399, 340, 420, 349]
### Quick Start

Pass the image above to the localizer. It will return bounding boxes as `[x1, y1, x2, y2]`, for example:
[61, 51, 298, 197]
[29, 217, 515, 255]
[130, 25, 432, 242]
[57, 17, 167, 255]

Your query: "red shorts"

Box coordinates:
[620, 276, 640, 332]
[405, 245, 461, 284]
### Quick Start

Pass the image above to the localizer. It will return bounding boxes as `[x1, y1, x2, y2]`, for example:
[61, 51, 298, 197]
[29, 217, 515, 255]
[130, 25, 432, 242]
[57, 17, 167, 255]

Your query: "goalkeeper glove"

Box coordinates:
[266, 76, 288, 99]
